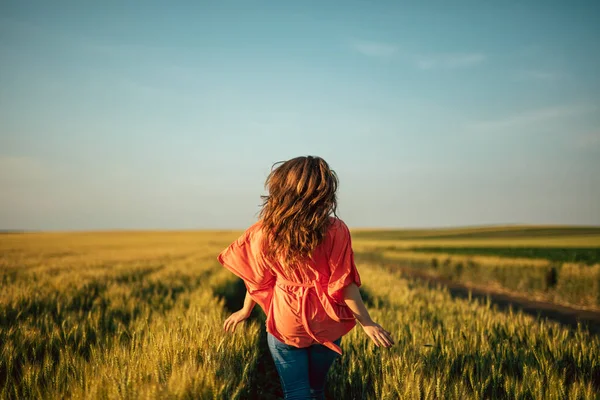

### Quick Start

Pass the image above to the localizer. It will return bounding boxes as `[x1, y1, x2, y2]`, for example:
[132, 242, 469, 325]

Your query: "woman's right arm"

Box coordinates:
[343, 282, 395, 348]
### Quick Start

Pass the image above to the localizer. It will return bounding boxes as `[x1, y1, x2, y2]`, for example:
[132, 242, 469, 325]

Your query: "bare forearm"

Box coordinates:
[342, 282, 374, 326]
[242, 290, 256, 314]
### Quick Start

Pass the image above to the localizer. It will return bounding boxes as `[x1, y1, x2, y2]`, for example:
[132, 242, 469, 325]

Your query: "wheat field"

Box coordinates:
[1, 230, 599, 399]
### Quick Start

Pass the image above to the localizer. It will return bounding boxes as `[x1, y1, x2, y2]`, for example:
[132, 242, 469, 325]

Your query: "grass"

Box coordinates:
[330, 263, 600, 399]
[1, 232, 261, 399]
[1, 228, 599, 399]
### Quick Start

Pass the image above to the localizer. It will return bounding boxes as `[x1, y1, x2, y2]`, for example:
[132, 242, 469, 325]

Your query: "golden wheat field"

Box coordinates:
[1, 228, 599, 399]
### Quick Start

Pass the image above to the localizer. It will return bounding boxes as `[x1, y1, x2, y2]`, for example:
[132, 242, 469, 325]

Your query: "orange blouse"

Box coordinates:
[217, 217, 361, 355]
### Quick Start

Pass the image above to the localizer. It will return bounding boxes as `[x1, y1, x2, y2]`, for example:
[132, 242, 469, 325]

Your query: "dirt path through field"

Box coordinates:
[370, 260, 600, 335]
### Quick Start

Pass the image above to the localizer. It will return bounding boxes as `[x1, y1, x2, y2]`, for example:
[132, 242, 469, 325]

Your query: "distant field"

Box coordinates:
[352, 225, 600, 264]
[351, 225, 600, 241]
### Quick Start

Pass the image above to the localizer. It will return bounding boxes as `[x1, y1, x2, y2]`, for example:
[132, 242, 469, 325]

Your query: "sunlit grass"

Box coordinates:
[1, 232, 260, 399]
[1, 230, 599, 399]
[330, 262, 600, 399]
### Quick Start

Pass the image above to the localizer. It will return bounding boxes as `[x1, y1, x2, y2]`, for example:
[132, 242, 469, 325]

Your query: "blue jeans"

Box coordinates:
[267, 333, 342, 400]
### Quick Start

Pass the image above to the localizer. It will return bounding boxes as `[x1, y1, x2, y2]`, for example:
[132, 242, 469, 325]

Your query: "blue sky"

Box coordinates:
[1, 1, 599, 230]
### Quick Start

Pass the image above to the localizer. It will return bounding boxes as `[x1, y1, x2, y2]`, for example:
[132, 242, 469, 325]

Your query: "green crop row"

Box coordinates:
[408, 247, 600, 265]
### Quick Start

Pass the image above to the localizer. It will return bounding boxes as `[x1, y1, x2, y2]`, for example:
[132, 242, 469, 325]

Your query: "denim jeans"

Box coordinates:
[267, 332, 342, 400]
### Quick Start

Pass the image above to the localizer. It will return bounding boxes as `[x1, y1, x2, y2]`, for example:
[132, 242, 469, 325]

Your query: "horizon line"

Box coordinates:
[2, 223, 600, 234]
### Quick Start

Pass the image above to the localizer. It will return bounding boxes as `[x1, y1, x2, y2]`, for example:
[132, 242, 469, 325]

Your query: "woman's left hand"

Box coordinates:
[223, 309, 252, 333]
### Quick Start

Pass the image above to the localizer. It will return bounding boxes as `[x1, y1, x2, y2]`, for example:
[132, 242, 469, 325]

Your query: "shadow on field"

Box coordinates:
[213, 278, 284, 400]
[359, 286, 391, 310]
[356, 252, 600, 335]
[212, 278, 248, 314]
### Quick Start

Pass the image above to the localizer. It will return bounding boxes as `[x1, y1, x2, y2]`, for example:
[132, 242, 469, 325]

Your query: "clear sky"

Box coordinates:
[1, 1, 599, 230]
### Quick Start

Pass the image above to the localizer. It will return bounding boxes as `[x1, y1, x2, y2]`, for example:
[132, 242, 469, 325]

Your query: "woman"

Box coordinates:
[217, 156, 394, 400]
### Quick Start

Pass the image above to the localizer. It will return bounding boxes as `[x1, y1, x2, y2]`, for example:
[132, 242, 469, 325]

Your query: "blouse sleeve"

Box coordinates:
[327, 219, 362, 305]
[217, 230, 276, 314]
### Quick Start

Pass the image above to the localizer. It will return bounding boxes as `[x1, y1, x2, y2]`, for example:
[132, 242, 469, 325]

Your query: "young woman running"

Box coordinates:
[218, 156, 394, 400]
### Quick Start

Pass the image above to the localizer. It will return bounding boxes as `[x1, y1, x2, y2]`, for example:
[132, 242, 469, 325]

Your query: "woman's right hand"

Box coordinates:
[360, 321, 395, 348]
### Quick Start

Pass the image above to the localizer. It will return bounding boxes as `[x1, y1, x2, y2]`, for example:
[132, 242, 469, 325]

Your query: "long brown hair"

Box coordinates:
[259, 156, 339, 274]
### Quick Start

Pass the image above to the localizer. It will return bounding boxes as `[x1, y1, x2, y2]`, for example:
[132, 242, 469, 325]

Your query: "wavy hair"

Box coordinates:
[259, 156, 339, 273]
